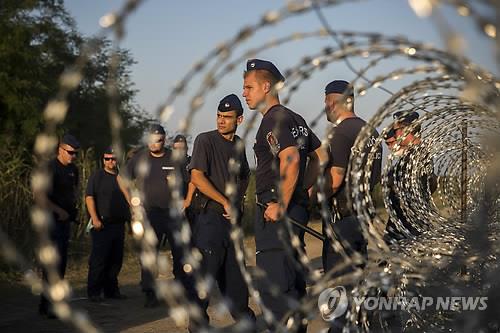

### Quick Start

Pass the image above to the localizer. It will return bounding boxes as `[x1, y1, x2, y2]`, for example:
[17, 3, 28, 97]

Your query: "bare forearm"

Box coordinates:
[330, 166, 346, 196]
[85, 196, 99, 221]
[185, 182, 196, 201]
[279, 154, 299, 209]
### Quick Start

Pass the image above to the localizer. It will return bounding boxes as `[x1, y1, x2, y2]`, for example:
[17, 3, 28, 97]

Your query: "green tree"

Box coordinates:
[64, 37, 153, 155]
[0, 0, 152, 156]
[0, 0, 81, 150]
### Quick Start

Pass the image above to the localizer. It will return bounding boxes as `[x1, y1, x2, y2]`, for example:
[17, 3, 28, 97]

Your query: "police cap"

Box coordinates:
[173, 134, 187, 144]
[61, 134, 80, 149]
[246, 58, 285, 82]
[393, 111, 419, 125]
[325, 80, 354, 96]
[218, 94, 244, 116]
[149, 124, 166, 135]
[103, 146, 115, 155]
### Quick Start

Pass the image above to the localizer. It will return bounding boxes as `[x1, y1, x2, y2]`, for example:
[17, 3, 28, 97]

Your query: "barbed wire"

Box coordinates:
[1, 0, 499, 332]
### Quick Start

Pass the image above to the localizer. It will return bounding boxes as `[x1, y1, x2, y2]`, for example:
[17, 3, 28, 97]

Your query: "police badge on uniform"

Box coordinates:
[266, 132, 280, 155]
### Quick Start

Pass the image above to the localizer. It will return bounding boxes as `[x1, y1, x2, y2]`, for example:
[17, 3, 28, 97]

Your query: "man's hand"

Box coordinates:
[182, 198, 192, 213]
[223, 200, 232, 220]
[92, 218, 104, 231]
[264, 202, 284, 223]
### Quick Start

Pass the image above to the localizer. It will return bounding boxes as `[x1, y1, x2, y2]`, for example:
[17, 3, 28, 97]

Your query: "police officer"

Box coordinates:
[38, 134, 80, 318]
[189, 94, 255, 328]
[243, 59, 322, 332]
[118, 124, 196, 307]
[85, 147, 130, 302]
[322, 80, 382, 332]
[384, 111, 437, 242]
[172, 134, 196, 222]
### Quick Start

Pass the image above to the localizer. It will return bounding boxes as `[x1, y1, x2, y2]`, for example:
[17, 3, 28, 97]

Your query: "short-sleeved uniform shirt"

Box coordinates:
[327, 117, 382, 215]
[126, 149, 175, 210]
[86, 169, 130, 221]
[253, 105, 321, 250]
[189, 130, 250, 204]
[253, 104, 321, 203]
[48, 158, 79, 221]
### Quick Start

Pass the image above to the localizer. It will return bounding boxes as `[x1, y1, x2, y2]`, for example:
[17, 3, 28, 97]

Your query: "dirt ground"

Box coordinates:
[0, 221, 333, 333]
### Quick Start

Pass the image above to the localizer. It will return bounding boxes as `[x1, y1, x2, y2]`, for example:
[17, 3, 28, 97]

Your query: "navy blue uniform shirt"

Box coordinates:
[327, 117, 382, 214]
[189, 130, 250, 204]
[253, 104, 321, 203]
[48, 158, 79, 221]
[86, 169, 130, 221]
[126, 149, 175, 210]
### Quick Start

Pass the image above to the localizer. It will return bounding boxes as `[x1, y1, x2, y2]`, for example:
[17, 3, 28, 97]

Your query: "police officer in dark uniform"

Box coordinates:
[189, 94, 255, 328]
[172, 134, 196, 223]
[38, 134, 80, 317]
[322, 80, 382, 332]
[118, 124, 196, 308]
[243, 59, 322, 332]
[85, 147, 130, 302]
[384, 111, 437, 242]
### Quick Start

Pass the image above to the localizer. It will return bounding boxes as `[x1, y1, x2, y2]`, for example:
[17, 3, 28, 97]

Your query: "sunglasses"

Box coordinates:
[62, 147, 78, 156]
[104, 157, 116, 161]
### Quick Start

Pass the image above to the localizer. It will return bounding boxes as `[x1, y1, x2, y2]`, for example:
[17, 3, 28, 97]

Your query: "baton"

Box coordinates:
[257, 202, 326, 242]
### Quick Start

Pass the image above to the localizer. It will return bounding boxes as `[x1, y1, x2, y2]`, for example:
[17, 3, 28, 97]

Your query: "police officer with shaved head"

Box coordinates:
[322, 80, 382, 332]
[243, 59, 322, 332]
[189, 94, 255, 329]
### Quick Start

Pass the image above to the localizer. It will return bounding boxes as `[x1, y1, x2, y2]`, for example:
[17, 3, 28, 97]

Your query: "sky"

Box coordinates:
[64, 0, 497, 158]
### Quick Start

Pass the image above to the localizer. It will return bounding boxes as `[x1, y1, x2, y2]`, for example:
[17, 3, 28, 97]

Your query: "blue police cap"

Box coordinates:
[246, 59, 285, 82]
[218, 94, 243, 116]
[325, 80, 354, 96]
[61, 134, 80, 149]
[393, 111, 419, 125]
[103, 146, 114, 155]
[173, 134, 187, 144]
[149, 124, 166, 135]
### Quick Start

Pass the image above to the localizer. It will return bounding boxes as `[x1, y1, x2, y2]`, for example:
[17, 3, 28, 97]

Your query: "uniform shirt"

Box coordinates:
[48, 158, 79, 221]
[189, 130, 250, 203]
[126, 149, 175, 210]
[327, 117, 382, 215]
[253, 105, 321, 203]
[86, 169, 130, 221]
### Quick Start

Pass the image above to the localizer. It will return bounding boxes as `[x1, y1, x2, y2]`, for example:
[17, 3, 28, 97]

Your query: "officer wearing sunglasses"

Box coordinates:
[38, 134, 80, 318]
[85, 147, 130, 302]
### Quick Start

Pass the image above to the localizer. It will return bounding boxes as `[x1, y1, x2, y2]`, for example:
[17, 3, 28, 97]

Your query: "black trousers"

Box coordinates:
[141, 208, 197, 301]
[87, 223, 125, 297]
[254, 202, 308, 333]
[322, 215, 367, 333]
[192, 209, 255, 324]
[39, 220, 71, 310]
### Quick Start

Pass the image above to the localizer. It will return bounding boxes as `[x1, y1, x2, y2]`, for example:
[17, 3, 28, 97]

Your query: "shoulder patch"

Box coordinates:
[266, 132, 280, 155]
